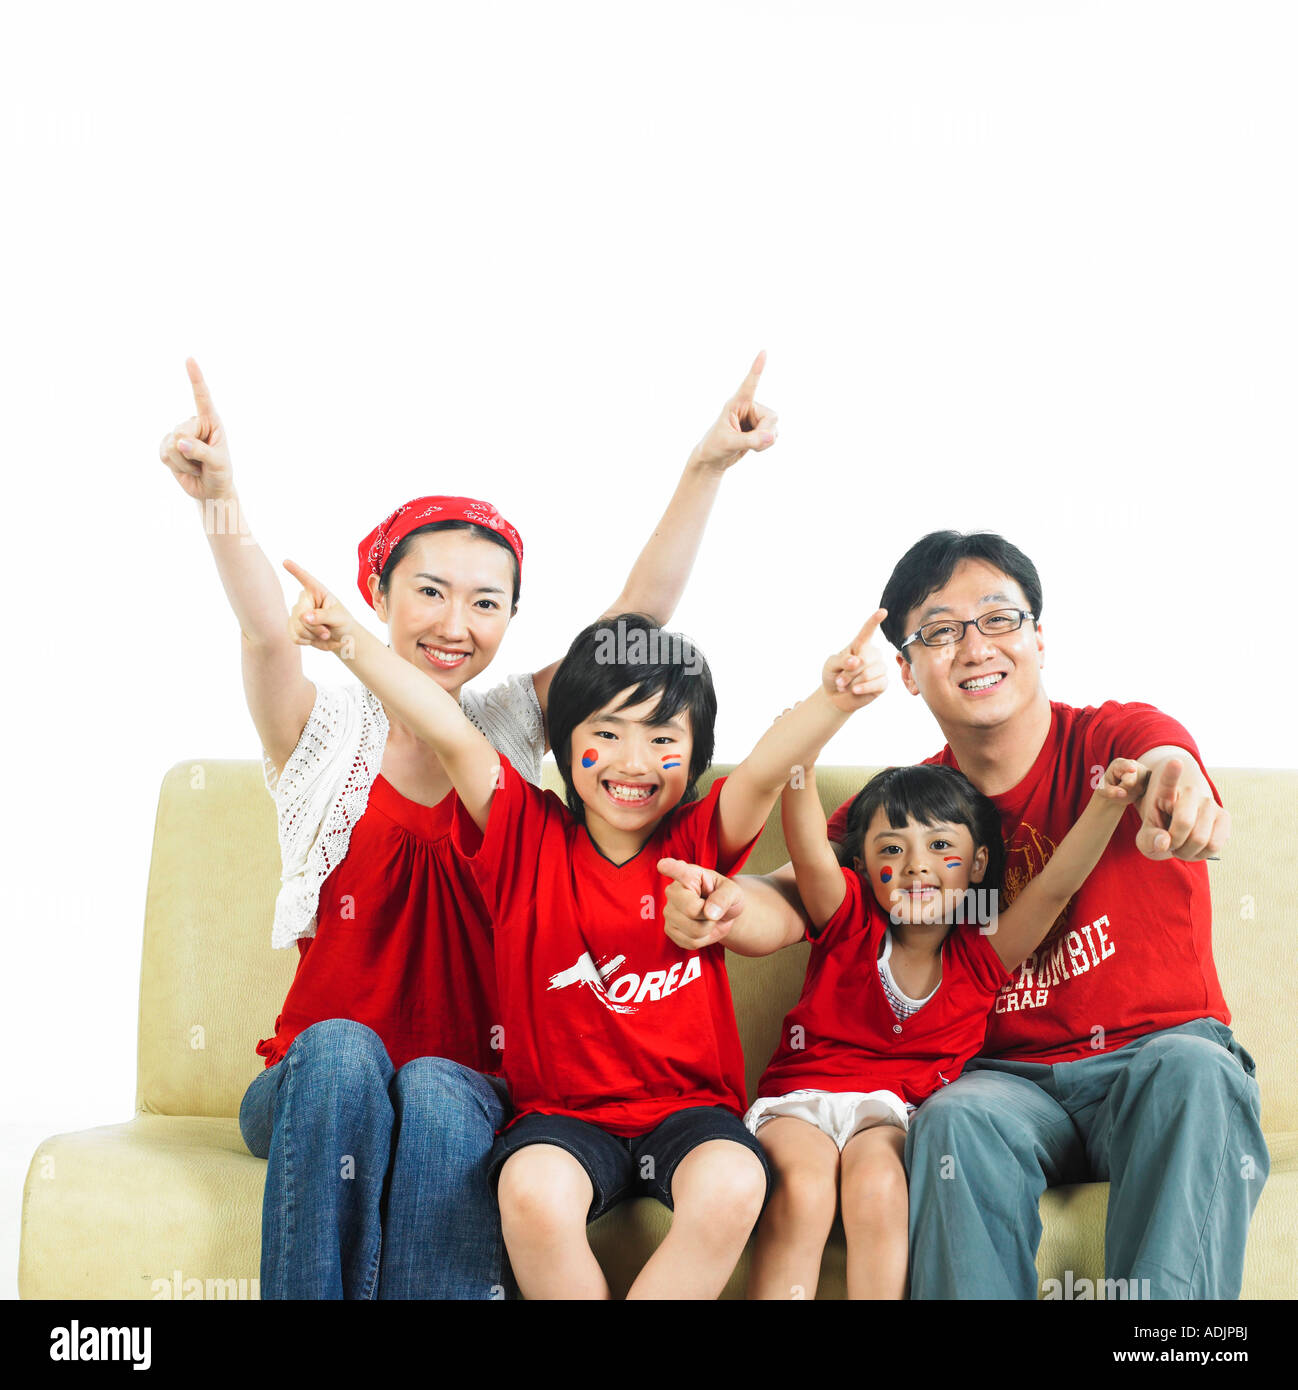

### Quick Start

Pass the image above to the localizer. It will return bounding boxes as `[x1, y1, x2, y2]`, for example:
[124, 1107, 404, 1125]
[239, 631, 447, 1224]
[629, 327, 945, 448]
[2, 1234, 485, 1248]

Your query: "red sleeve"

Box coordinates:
[825, 796, 855, 844]
[946, 923, 1013, 996]
[809, 868, 886, 949]
[1082, 701, 1222, 807]
[448, 753, 546, 917]
[661, 774, 761, 879]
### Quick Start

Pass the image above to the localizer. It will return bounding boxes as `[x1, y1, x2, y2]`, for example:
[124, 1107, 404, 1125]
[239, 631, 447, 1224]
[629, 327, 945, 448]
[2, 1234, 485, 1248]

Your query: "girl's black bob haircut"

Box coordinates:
[546, 613, 717, 819]
[378, 520, 521, 611]
[842, 763, 1005, 894]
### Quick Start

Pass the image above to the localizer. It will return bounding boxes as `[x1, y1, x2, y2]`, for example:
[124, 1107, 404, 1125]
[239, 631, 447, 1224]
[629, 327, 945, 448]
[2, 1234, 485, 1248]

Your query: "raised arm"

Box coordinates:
[158, 359, 314, 773]
[781, 765, 849, 931]
[987, 758, 1151, 970]
[283, 561, 500, 830]
[716, 610, 888, 863]
[530, 352, 778, 722]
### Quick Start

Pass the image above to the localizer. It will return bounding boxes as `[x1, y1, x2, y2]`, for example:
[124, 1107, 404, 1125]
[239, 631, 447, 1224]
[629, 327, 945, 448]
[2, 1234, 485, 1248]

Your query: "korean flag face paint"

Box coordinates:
[581, 748, 599, 769]
[879, 865, 893, 884]
[661, 752, 681, 770]
[943, 856, 963, 870]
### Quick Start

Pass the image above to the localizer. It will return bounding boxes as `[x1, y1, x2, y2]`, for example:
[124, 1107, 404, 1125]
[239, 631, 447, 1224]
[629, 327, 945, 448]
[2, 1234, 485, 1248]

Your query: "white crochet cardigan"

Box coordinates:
[262, 673, 545, 949]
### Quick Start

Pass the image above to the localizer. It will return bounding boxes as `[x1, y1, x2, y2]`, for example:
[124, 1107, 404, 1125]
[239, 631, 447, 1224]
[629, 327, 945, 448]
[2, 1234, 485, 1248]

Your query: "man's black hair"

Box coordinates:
[879, 531, 1042, 654]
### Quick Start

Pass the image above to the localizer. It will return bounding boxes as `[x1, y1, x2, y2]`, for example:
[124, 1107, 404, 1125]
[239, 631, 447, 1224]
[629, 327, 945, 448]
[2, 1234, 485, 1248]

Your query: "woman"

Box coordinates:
[156, 354, 777, 1299]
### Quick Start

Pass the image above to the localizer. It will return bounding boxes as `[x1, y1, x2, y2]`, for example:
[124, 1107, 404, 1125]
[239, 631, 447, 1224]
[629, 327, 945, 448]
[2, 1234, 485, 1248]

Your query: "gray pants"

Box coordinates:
[904, 1017, 1269, 1299]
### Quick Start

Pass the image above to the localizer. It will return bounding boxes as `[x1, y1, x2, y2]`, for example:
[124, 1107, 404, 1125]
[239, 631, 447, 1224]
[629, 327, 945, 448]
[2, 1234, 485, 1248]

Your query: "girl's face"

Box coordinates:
[570, 690, 693, 835]
[855, 809, 989, 928]
[369, 531, 516, 695]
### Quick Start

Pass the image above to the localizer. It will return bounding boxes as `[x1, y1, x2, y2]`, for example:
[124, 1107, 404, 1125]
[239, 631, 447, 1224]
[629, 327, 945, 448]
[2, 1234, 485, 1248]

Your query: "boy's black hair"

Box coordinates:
[842, 763, 1005, 895]
[546, 613, 717, 820]
[378, 520, 521, 611]
[878, 531, 1042, 654]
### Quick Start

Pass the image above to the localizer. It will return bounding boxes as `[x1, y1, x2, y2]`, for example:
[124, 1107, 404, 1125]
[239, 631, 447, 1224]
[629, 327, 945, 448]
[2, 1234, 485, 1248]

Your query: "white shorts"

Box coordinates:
[744, 1088, 914, 1150]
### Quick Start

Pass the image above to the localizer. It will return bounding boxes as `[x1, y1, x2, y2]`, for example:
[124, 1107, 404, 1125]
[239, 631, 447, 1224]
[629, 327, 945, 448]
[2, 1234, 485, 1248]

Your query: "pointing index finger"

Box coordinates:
[848, 608, 888, 655]
[732, 349, 766, 405]
[186, 357, 217, 420]
[1152, 758, 1183, 814]
[282, 558, 330, 603]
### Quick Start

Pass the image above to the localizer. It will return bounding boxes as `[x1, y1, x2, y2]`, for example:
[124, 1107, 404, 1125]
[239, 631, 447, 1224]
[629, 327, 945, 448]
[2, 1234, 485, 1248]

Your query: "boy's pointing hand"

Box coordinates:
[659, 858, 745, 950]
[284, 559, 357, 655]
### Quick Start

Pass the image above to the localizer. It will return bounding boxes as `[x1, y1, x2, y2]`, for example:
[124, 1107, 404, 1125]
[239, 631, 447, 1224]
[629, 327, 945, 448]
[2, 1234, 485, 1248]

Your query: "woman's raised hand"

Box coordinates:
[689, 351, 779, 472]
[159, 358, 234, 501]
[824, 608, 889, 712]
[284, 559, 356, 655]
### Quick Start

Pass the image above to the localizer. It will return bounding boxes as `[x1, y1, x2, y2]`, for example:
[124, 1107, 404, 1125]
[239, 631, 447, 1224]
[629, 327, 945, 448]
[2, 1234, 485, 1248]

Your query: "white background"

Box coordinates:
[3, 1, 1295, 1298]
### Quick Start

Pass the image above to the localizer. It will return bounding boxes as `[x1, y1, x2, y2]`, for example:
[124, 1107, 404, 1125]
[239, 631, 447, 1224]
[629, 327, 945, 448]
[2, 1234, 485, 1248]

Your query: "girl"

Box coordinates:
[283, 577, 894, 1298]
[744, 747, 1149, 1300]
[155, 352, 776, 1299]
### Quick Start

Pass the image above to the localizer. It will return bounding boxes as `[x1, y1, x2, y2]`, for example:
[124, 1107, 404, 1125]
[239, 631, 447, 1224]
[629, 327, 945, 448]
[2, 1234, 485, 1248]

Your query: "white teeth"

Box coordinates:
[426, 647, 468, 661]
[961, 673, 1004, 690]
[605, 783, 654, 803]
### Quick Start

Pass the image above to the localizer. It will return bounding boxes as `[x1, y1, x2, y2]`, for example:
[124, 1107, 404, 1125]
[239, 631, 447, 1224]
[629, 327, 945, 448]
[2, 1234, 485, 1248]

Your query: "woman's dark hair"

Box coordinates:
[842, 763, 1005, 896]
[878, 531, 1042, 654]
[378, 521, 521, 611]
[546, 613, 717, 819]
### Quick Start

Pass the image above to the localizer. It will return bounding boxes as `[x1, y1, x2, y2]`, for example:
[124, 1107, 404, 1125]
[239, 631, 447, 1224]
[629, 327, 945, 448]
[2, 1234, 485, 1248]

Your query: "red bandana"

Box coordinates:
[356, 495, 524, 609]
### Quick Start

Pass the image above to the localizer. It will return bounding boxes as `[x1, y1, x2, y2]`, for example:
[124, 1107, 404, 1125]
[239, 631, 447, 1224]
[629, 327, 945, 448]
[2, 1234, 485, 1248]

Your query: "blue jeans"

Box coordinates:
[239, 1018, 511, 1299]
[904, 1017, 1269, 1299]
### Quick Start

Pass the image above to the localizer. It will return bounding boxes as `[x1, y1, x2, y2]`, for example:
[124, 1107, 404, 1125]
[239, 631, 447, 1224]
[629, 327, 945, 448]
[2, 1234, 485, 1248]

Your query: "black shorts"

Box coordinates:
[488, 1105, 771, 1222]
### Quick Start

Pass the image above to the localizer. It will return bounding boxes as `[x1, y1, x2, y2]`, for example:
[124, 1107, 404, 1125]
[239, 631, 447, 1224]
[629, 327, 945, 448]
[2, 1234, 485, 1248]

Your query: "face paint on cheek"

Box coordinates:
[581, 749, 599, 769]
[943, 856, 963, 869]
[879, 866, 893, 884]
[661, 753, 681, 770]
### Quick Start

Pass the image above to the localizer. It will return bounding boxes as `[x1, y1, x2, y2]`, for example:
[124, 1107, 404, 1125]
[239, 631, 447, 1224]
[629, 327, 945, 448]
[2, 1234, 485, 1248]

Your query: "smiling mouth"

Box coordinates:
[602, 779, 658, 805]
[420, 644, 471, 669]
[959, 672, 1005, 691]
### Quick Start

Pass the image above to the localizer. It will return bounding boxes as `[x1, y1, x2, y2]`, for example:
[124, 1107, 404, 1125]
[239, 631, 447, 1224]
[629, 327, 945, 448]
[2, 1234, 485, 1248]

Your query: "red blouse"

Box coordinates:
[257, 774, 501, 1074]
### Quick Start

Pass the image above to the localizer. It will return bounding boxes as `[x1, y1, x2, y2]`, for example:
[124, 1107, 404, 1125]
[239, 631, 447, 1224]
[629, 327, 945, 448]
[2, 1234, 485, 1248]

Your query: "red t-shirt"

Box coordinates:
[257, 774, 501, 1073]
[757, 869, 1009, 1105]
[825, 700, 1229, 1065]
[451, 757, 759, 1137]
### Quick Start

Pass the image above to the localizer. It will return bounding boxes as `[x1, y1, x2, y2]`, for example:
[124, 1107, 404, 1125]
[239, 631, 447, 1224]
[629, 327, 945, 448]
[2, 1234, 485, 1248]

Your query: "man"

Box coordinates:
[661, 530, 1267, 1299]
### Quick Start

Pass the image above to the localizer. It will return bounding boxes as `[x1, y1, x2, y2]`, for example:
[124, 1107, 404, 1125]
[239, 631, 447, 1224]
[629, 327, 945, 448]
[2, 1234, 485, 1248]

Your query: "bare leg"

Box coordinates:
[839, 1123, 908, 1300]
[496, 1145, 610, 1300]
[627, 1140, 767, 1300]
[745, 1117, 840, 1300]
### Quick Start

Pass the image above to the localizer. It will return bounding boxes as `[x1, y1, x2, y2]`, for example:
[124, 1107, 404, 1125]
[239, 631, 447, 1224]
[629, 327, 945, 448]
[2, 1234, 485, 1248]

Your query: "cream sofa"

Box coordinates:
[19, 760, 1297, 1299]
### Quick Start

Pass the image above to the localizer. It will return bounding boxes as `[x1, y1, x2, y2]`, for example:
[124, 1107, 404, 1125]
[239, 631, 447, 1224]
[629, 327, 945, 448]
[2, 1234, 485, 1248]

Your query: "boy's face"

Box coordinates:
[896, 558, 1045, 735]
[856, 809, 988, 928]
[570, 691, 694, 833]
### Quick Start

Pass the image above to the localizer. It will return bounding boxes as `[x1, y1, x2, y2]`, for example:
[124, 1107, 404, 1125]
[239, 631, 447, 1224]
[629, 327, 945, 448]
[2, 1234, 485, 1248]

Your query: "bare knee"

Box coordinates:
[672, 1142, 768, 1235]
[498, 1146, 592, 1239]
[768, 1158, 839, 1235]
[841, 1131, 909, 1232]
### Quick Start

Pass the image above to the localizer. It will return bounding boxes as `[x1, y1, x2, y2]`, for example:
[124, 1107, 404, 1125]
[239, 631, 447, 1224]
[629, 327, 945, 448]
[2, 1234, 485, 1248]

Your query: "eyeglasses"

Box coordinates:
[902, 608, 1036, 649]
